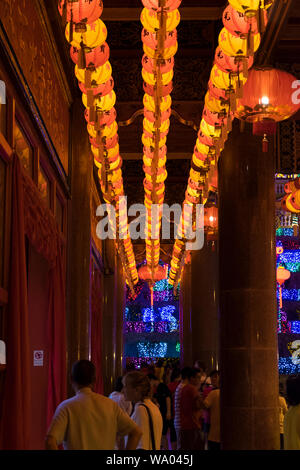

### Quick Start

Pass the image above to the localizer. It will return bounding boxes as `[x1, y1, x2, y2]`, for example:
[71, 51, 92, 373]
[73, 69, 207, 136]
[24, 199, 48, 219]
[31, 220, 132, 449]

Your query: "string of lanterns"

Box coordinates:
[58, 0, 138, 290]
[140, 0, 181, 284]
[168, 0, 274, 287]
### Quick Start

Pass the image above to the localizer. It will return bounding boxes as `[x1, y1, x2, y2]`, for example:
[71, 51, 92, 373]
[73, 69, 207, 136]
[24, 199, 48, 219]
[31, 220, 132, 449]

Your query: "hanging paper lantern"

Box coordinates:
[143, 43, 178, 60]
[228, 0, 273, 16]
[140, 8, 180, 33]
[66, 19, 107, 49]
[219, 28, 260, 57]
[142, 55, 174, 74]
[235, 67, 300, 152]
[75, 61, 112, 86]
[144, 107, 171, 123]
[78, 75, 114, 96]
[70, 42, 110, 68]
[236, 67, 300, 122]
[84, 106, 116, 126]
[142, 28, 177, 50]
[214, 47, 254, 75]
[58, 0, 103, 24]
[223, 4, 266, 37]
[142, 0, 182, 12]
[82, 89, 116, 110]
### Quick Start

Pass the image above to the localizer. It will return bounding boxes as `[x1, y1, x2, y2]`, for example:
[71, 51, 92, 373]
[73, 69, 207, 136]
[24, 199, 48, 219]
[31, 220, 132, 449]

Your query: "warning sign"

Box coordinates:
[33, 350, 44, 367]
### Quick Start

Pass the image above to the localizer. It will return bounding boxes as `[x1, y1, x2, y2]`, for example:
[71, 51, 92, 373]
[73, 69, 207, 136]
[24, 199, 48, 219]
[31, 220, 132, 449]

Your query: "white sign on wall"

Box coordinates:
[33, 350, 44, 367]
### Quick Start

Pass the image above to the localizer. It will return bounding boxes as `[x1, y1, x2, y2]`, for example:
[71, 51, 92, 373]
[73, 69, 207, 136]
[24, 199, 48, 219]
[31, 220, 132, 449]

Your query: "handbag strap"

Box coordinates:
[138, 403, 156, 450]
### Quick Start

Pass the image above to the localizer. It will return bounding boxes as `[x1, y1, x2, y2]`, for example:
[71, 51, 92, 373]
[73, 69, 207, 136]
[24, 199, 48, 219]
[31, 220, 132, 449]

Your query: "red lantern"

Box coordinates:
[223, 5, 266, 37]
[142, 55, 174, 74]
[142, 0, 181, 11]
[204, 206, 218, 229]
[143, 81, 173, 97]
[58, 0, 103, 25]
[235, 67, 300, 152]
[214, 46, 253, 74]
[84, 107, 116, 126]
[78, 76, 114, 97]
[142, 28, 177, 49]
[70, 42, 110, 68]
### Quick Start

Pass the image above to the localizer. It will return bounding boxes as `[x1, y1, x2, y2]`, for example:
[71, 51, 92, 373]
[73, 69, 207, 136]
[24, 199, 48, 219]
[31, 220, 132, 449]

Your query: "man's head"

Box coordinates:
[188, 368, 202, 388]
[209, 369, 220, 389]
[122, 371, 151, 403]
[71, 360, 96, 390]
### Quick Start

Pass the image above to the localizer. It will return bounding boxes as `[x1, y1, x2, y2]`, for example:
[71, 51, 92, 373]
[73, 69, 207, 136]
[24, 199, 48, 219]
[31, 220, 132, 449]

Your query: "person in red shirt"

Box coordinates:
[174, 367, 204, 450]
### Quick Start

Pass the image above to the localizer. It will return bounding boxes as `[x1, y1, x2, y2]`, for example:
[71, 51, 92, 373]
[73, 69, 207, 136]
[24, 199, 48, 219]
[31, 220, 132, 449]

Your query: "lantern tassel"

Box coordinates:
[87, 89, 94, 108]
[279, 285, 282, 309]
[262, 133, 269, 153]
[78, 40, 86, 70]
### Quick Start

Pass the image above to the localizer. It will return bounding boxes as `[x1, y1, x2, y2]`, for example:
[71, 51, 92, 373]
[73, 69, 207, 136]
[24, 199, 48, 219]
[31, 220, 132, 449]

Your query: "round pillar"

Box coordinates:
[191, 240, 219, 371]
[219, 121, 279, 449]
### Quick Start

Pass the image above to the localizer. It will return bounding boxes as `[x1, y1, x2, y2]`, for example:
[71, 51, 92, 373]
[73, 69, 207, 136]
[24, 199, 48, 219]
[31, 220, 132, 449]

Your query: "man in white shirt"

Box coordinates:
[45, 360, 142, 450]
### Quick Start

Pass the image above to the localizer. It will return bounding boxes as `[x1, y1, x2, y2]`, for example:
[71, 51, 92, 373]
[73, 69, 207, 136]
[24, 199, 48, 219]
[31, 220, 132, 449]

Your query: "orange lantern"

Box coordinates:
[235, 67, 300, 152]
[277, 266, 291, 309]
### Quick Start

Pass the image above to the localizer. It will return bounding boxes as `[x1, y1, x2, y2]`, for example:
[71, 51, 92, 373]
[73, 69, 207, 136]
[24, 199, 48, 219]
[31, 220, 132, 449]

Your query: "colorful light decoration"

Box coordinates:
[58, 0, 138, 290]
[277, 266, 291, 309]
[169, 0, 275, 286]
[141, 1, 182, 280]
[137, 342, 168, 358]
[281, 176, 300, 215]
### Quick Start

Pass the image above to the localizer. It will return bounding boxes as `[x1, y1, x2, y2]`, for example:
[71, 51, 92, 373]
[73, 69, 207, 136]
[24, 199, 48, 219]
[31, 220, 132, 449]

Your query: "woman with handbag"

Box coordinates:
[123, 371, 163, 450]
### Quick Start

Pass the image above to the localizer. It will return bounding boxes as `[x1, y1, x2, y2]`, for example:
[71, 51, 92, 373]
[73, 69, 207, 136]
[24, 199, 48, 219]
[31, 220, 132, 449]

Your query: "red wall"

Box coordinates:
[27, 244, 49, 450]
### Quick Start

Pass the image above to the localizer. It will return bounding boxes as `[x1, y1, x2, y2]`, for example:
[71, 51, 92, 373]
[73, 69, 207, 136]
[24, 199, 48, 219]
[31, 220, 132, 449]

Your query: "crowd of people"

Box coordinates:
[45, 359, 300, 451]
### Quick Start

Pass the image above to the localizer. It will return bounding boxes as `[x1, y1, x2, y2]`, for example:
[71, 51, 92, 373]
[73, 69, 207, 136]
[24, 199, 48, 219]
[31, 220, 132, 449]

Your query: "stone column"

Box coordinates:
[191, 241, 219, 371]
[218, 120, 279, 450]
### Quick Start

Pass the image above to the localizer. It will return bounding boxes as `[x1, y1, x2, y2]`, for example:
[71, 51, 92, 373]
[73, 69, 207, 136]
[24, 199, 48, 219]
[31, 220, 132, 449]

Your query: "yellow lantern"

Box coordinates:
[142, 133, 167, 149]
[142, 69, 173, 86]
[143, 93, 172, 113]
[75, 61, 112, 85]
[140, 8, 180, 33]
[82, 90, 116, 110]
[143, 118, 170, 136]
[228, 0, 273, 16]
[143, 43, 178, 60]
[66, 19, 107, 48]
[87, 120, 118, 139]
[205, 91, 229, 114]
[210, 64, 247, 92]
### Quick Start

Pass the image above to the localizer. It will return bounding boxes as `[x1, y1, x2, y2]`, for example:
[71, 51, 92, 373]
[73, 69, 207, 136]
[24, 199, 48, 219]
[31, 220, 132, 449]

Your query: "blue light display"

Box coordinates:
[124, 262, 180, 362]
[278, 357, 300, 375]
[291, 322, 300, 334]
[137, 342, 168, 358]
[276, 228, 294, 237]
[278, 289, 300, 301]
